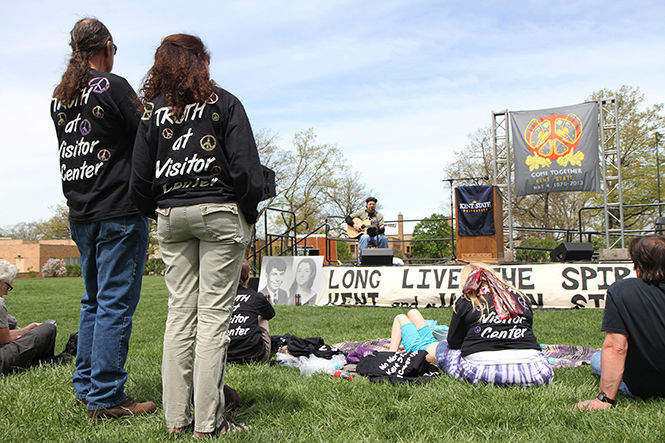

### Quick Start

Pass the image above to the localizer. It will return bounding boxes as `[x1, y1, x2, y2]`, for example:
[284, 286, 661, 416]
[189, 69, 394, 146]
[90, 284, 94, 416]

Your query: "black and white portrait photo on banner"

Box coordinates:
[258, 256, 325, 306]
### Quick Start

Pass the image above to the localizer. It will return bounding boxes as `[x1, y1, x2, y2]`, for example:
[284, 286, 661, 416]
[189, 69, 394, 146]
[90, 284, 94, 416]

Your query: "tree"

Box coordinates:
[34, 203, 71, 239]
[409, 213, 453, 263]
[585, 86, 665, 233]
[2, 203, 71, 240]
[268, 128, 370, 235]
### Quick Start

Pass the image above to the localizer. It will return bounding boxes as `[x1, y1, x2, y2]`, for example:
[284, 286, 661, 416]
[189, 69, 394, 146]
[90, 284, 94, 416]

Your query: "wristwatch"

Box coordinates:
[596, 392, 616, 406]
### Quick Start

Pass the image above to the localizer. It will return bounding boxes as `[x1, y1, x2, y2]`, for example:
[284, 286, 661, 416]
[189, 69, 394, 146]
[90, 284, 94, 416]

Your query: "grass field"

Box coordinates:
[1, 276, 664, 442]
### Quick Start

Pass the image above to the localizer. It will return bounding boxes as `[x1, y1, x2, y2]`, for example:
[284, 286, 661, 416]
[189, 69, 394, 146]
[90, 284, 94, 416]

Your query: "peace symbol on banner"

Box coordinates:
[524, 113, 584, 169]
[88, 77, 110, 93]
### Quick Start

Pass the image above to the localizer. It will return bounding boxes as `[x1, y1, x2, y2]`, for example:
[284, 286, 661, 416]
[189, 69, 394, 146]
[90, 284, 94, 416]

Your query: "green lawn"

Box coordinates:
[1, 276, 663, 442]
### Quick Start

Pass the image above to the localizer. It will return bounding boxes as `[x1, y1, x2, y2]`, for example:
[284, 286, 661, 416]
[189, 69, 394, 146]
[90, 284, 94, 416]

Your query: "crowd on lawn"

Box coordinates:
[2, 16, 664, 439]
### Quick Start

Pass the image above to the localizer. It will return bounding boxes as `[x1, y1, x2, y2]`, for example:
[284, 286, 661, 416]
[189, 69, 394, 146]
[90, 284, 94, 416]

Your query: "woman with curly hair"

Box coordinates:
[131, 34, 263, 437]
[50, 18, 153, 420]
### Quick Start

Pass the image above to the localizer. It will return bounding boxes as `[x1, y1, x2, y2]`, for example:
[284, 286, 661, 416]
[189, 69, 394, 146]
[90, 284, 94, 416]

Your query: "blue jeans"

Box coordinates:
[70, 215, 149, 410]
[590, 350, 633, 397]
[358, 234, 388, 249]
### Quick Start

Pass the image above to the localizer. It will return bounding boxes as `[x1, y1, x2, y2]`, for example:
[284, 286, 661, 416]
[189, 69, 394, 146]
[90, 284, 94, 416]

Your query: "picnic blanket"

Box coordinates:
[541, 344, 598, 368]
[335, 340, 598, 369]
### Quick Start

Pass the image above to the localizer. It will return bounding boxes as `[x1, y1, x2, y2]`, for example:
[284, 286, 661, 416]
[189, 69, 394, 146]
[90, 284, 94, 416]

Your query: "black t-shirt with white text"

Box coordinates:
[447, 289, 541, 357]
[227, 287, 275, 363]
[602, 278, 665, 398]
[50, 69, 141, 222]
[131, 87, 264, 224]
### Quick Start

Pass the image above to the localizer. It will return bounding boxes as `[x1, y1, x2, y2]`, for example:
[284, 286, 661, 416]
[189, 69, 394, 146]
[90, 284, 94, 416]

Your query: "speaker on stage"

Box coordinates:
[360, 248, 393, 266]
[550, 242, 594, 262]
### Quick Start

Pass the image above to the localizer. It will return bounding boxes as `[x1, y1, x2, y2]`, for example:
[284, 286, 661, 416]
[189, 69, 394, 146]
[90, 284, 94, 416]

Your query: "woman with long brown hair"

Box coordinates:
[131, 34, 263, 437]
[51, 18, 153, 420]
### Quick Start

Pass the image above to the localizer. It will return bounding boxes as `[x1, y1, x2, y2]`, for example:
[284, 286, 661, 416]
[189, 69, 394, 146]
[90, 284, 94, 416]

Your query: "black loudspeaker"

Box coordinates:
[550, 242, 594, 262]
[360, 248, 393, 266]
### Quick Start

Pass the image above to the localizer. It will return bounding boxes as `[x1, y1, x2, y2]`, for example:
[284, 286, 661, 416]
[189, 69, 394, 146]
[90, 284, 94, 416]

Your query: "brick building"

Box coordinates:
[0, 238, 80, 275]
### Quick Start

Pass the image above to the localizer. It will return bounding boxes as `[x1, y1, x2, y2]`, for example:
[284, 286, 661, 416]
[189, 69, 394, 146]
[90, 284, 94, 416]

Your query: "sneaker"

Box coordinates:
[87, 397, 157, 421]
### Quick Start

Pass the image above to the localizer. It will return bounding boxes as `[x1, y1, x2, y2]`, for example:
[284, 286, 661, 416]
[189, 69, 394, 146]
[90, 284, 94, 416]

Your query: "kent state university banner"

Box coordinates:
[455, 185, 495, 236]
[510, 102, 600, 196]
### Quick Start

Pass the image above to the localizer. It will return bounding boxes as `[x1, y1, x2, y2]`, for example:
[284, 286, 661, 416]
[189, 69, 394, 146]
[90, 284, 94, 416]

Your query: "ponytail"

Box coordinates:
[54, 18, 112, 105]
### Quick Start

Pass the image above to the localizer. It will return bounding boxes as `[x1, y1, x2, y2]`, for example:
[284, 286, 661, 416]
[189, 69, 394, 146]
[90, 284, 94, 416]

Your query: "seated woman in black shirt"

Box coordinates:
[393, 263, 552, 387]
[435, 262, 553, 387]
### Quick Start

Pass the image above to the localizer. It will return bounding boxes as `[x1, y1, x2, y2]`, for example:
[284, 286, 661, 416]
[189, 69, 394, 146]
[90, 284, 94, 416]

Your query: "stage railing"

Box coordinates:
[578, 202, 665, 244]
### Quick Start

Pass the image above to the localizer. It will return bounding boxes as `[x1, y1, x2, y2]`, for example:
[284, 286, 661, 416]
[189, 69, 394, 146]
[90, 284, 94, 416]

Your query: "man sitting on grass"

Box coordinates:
[576, 235, 665, 410]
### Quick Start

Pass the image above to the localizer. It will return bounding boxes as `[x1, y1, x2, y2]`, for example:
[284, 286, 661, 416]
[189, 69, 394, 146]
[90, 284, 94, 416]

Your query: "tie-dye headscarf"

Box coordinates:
[462, 268, 524, 320]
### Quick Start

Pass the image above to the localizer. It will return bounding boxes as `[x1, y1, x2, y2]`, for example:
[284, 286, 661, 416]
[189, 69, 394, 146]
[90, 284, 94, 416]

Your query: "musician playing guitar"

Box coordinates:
[345, 197, 389, 253]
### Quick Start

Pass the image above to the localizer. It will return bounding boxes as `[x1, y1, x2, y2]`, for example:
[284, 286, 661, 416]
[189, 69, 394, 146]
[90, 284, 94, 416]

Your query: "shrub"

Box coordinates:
[144, 257, 166, 276]
[41, 258, 67, 277]
[66, 264, 82, 277]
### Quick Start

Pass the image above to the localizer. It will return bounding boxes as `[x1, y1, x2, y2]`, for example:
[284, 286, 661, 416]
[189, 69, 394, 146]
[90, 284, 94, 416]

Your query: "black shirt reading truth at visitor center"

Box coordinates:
[50, 69, 141, 222]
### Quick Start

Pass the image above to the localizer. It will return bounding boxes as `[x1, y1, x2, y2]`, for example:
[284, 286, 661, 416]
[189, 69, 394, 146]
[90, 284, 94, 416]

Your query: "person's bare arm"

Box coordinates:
[7, 323, 40, 342]
[575, 332, 627, 411]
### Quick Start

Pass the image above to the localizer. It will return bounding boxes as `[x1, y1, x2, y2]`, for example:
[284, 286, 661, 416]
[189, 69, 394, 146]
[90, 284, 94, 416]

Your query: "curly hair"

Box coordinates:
[139, 34, 216, 120]
[53, 18, 112, 105]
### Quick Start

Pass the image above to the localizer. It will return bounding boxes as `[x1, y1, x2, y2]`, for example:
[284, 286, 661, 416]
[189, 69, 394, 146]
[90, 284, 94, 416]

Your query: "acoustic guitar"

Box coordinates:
[347, 218, 373, 239]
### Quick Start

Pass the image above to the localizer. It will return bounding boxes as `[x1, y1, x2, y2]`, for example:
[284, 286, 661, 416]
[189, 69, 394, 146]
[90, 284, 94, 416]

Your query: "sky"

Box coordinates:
[1, 0, 664, 234]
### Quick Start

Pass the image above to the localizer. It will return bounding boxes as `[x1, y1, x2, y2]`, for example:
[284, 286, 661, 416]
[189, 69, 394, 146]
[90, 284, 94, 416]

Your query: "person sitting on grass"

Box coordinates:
[437, 262, 553, 387]
[0, 260, 71, 374]
[227, 260, 275, 364]
[391, 263, 552, 387]
[576, 235, 665, 411]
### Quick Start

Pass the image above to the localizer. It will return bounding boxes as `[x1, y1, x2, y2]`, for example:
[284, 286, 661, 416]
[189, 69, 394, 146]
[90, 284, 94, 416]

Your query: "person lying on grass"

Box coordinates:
[390, 263, 553, 387]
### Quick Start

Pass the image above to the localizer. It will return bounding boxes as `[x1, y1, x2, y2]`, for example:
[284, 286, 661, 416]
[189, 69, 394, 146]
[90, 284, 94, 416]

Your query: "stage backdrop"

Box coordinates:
[510, 102, 600, 196]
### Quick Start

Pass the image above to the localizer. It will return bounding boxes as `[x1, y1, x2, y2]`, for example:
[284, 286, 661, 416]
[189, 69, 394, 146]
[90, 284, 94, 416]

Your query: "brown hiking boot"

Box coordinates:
[87, 397, 156, 421]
